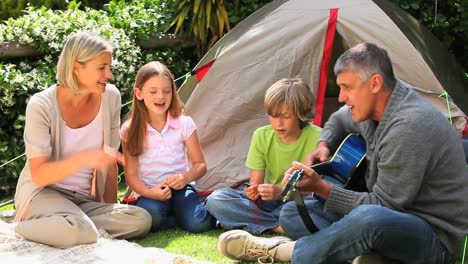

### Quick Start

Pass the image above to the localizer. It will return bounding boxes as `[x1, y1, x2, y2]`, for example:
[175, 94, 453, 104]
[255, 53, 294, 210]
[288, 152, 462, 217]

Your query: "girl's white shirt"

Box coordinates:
[121, 113, 195, 189]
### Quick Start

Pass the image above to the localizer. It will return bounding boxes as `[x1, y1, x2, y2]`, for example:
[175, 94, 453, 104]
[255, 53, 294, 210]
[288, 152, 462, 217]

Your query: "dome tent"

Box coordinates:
[178, 0, 468, 192]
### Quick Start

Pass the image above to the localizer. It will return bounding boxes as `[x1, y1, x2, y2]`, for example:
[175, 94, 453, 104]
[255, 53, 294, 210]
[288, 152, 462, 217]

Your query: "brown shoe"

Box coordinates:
[217, 230, 292, 263]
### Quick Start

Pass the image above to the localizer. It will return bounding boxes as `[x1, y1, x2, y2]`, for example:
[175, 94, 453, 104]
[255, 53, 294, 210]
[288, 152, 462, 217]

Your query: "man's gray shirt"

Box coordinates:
[320, 80, 468, 254]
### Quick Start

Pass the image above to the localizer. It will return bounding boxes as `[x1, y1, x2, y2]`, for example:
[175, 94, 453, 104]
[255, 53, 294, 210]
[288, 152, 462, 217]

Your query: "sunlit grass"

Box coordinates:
[1, 187, 465, 264]
[135, 228, 234, 263]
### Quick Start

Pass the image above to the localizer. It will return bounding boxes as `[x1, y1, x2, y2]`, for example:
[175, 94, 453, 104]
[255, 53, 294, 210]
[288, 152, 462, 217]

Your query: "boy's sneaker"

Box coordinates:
[217, 229, 292, 263]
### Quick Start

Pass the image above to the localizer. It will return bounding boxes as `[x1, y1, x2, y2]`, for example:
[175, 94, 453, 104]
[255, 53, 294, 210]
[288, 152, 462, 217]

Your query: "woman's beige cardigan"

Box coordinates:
[14, 84, 121, 222]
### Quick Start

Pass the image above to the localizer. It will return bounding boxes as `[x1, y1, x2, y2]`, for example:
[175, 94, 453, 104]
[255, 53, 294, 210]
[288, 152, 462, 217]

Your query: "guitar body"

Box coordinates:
[313, 134, 368, 201]
[281, 134, 367, 233]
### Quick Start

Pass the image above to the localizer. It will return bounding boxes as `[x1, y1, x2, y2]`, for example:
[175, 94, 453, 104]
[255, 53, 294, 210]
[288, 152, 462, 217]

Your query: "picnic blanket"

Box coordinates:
[0, 228, 214, 264]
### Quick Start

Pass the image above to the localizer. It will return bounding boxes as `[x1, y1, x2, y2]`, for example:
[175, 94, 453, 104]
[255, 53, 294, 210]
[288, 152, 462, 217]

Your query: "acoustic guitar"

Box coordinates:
[281, 134, 367, 233]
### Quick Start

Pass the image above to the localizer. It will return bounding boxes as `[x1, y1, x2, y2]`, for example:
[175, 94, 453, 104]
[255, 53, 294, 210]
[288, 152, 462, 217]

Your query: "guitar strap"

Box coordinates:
[284, 134, 367, 234]
[292, 189, 319, 234]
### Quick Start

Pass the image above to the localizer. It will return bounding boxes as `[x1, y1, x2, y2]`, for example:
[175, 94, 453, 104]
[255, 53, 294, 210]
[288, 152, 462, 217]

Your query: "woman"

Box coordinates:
[9, 32, 151, 248]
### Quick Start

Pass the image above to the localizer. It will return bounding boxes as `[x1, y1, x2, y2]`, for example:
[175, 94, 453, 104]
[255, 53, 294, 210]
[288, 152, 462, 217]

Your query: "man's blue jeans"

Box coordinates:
[206, 187, 284, 235]
[280, 196, 451, 263]
[135, 184, 214, 233]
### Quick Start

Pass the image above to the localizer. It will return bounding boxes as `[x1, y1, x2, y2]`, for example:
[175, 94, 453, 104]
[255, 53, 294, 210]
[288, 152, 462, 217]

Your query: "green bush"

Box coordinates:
[390, 0, 467, 72]
[227, 0, 271, 26]
[0, 0, 110, 21]
[0, 1, 193, 197]
[104, 0, 174, 41]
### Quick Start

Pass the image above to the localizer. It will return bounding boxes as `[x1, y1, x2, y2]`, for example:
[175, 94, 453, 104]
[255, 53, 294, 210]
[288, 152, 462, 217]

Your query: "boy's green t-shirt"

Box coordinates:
[245, 123, 322, 185]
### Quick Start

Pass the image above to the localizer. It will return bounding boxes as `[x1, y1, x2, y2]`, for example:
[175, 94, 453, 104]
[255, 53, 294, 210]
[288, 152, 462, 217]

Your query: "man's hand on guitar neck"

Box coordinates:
[282, 161, 332, 199]
[306, 141, 331, 166]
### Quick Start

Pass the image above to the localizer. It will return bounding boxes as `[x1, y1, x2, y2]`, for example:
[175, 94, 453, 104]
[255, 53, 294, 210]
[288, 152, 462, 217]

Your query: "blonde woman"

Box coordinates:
[8, 32, 151, 248]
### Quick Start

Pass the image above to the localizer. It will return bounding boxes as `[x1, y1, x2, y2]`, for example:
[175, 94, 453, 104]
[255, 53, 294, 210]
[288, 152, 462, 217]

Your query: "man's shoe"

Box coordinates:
[217, 230, 292, 263]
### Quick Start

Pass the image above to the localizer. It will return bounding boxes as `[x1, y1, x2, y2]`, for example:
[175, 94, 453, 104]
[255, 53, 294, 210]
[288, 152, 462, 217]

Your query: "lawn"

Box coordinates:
[0, 196, 270, 263]
[135, 228, 234, 263]
[1, 195, 465, 264]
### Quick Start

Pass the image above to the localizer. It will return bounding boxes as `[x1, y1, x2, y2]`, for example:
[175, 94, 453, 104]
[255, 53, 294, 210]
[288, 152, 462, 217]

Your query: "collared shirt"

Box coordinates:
[121, 113, 196, 187]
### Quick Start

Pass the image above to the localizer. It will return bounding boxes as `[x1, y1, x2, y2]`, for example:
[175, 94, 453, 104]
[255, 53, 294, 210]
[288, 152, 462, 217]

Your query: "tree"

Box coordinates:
[168, 0, 231, 57]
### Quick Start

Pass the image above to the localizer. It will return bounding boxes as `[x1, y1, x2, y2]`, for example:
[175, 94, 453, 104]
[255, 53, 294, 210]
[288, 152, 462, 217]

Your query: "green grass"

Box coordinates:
[134, 228, 234, 263]
[0, 197, 14, 211]
[1, 193, 466, 264]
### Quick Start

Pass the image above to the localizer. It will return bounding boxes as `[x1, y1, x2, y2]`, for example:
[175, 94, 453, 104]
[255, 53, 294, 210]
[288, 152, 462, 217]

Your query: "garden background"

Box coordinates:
[0, 0, 467, 263]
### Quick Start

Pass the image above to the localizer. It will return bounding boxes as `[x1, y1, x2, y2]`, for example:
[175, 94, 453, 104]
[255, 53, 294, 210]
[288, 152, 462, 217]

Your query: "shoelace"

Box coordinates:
[243, 240, 285, 264]
[245, 248, 274, 264]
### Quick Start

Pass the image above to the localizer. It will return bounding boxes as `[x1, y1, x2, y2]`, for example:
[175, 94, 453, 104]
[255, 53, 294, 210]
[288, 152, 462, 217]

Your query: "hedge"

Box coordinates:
[0, 0, 194, 196]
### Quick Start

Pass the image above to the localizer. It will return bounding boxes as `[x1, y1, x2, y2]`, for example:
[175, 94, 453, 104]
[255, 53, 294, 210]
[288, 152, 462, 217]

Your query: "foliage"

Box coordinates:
[226, 0, 271, 26]
[0, 1, 194, 196]
[103, 0, 175, 41]
[168, 0, 231, 57]
[389, 0, 467, 72]
[0, 0, 110, 21]
[167, 0, 272, 57]
[0, 59, 57, 195]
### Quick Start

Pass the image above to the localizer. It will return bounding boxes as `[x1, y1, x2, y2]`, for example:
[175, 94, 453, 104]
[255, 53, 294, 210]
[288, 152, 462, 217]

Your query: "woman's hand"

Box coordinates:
[80, 146, 124, 170]
[145, 182, 172, 201]
[30, 146, 124, 188]
[244, 183, 260, 201]
[165, 173, 187, 190]
[257, 184, 284, 200]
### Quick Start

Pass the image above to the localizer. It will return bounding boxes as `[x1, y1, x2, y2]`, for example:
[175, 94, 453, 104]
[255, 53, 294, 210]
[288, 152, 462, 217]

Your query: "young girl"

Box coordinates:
[121, 61, 214, 233]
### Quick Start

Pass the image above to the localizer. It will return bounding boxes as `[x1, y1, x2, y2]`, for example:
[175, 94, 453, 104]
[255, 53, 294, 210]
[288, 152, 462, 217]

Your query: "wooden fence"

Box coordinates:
[0, 35, 193, 59]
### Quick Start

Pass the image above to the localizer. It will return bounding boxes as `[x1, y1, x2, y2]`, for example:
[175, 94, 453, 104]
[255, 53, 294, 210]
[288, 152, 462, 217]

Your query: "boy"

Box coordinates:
[206, 78, 321, 235]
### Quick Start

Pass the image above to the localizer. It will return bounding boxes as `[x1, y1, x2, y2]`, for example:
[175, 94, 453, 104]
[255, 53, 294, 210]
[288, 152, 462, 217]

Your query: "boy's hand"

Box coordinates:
[244, 183, 260, 201]
[165, 173, 187, 190]
[257, 184, 283, 200]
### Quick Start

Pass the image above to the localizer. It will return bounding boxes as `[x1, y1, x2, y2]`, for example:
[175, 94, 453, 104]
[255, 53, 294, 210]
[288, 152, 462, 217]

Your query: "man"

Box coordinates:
[216, 43, 468, 263]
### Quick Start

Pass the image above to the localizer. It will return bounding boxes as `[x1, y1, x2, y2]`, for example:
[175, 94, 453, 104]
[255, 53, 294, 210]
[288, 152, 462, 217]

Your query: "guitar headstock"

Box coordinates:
[281, 169, 304, 202]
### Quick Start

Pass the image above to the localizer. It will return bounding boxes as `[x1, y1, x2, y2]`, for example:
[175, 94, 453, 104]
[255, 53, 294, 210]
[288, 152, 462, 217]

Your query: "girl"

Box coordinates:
[121, 61, 214, 233]
[7, 32, 151, 249]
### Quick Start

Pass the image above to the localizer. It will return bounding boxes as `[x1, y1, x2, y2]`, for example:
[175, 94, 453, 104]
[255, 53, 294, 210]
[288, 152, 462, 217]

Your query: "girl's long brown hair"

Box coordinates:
[125, 61, 183, 156]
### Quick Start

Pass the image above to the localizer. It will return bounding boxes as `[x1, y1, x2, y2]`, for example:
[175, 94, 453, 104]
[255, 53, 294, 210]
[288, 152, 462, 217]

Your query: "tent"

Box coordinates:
[178, 0, 468, 192]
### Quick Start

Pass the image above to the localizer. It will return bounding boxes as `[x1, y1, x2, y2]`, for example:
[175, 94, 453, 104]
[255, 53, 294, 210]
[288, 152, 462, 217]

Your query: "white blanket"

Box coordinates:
[0, 229, 213, 264]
